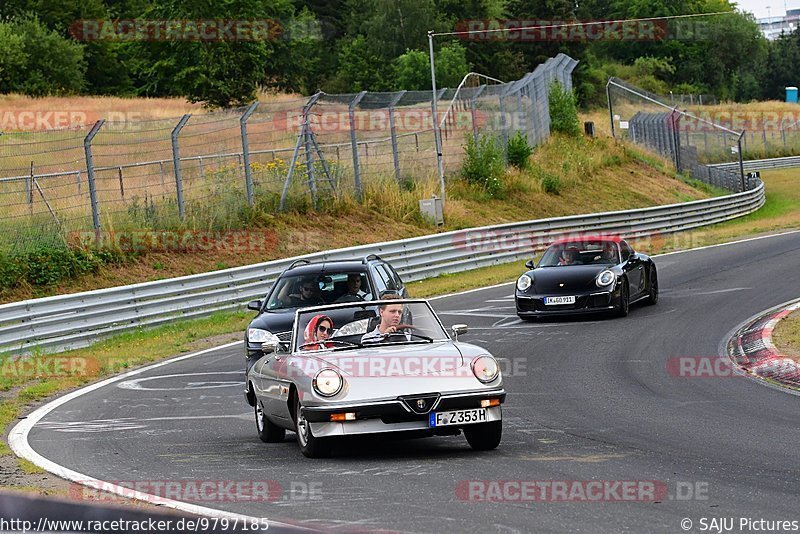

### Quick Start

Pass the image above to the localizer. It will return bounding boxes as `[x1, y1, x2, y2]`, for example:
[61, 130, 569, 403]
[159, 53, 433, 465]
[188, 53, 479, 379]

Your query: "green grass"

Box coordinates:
[773, 311, 800, 363]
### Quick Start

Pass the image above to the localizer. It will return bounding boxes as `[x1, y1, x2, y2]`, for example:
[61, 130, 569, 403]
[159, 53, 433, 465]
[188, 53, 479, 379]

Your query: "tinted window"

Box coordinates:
[375, 265, 397, 291]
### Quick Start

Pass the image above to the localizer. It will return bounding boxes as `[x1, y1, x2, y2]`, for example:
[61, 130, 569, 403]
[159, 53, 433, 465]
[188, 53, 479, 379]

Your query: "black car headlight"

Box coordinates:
[472, 355, 500, 383]
[516, 274, 532, 291]
[313, 368, 344, 397]
[596, 270, 615, 288]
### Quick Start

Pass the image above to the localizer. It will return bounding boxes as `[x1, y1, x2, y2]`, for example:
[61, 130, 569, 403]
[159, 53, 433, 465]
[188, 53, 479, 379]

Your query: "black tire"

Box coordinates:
[646, 266, 659, 305]
[255, 401, 285, 443]
[464, 421, 503, 451]
[615, 280, 630, 318]
[294, 395, 332, 458]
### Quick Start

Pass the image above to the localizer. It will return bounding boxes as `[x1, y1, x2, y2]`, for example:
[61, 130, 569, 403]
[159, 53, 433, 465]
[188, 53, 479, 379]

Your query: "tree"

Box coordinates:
[1, 16, 86, 96]
[125, 0, 297, 107]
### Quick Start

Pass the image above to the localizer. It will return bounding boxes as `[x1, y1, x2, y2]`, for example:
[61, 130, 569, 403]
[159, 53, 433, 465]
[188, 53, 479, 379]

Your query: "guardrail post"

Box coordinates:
[388, 90, 406, 184]
[240, 102, 258, 206]
[171, 114, 191, 219]
[84, 119, 105, 234]
[349, 91, 367, 202]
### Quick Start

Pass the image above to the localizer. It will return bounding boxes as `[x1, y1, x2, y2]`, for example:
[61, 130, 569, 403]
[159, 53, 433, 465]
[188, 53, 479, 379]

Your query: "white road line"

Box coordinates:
[6, 341, 290, 524]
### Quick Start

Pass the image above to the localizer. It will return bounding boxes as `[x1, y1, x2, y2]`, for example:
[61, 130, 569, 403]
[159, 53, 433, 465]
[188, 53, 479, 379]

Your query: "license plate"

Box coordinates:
[544, 295, 576, 305]
[429, 408, 487, 427]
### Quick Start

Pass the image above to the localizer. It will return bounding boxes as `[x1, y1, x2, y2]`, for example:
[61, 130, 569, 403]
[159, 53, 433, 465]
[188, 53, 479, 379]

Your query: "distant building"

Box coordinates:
[758, 9, 800, 40]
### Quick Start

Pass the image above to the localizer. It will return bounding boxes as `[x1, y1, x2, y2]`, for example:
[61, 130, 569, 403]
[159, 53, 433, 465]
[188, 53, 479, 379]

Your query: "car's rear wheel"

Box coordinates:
[255, 401, 286, 443]
[615, 280, 630, 317]
[646, 266, 659, 305]
[294, 395, 332, 458]
[464, 421, 502, 451]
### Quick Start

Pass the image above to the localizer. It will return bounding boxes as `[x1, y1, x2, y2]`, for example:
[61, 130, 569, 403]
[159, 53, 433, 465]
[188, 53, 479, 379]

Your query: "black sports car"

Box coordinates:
[515, 236, 658, 319]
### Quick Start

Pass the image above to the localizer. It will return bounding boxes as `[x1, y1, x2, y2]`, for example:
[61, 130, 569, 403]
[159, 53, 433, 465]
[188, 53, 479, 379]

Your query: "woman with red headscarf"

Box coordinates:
[301, 314, 334, 350]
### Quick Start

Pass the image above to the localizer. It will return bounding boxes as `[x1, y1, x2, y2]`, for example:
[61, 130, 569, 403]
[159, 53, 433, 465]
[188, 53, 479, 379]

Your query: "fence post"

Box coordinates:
[498, 91, 509, 162]
[83, 119, 105, 235]
[737, 133, 746, 192]
[27, 162, 33, 213]
[348, 91, 367, 201]
[240, 102, 258, 206]
[118, 166, 124, 200]
[388, 90, 406, 184]
[470, 85, 486, 147]
[171, 114, 191, 219]
[304, 119, 317, 206]
[606, 81, 616, 138]
[671, 109, 682, 173]
[280, 93, 322, 210]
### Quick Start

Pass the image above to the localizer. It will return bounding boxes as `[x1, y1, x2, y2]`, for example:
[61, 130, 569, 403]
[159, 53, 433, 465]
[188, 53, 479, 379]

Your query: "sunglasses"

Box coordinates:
[317, 325, 332, 334]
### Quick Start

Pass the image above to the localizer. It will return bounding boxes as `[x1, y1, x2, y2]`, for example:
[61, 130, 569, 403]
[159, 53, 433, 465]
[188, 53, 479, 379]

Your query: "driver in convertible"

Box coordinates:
[361, 295, 410, 344]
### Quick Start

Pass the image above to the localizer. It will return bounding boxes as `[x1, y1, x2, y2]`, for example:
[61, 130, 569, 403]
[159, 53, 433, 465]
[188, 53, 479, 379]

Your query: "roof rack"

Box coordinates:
[288, 259, 311, 270]
[362, 254, 382, 264]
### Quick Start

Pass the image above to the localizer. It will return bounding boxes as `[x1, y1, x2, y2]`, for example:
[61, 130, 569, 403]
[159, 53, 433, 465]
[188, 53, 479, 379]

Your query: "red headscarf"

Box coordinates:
[302, 314, 334, 350]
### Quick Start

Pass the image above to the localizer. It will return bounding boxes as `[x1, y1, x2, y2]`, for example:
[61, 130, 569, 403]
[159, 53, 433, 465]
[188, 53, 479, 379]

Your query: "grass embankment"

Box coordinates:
[772, 311, 800, 363]
[1, 133, 709, 303]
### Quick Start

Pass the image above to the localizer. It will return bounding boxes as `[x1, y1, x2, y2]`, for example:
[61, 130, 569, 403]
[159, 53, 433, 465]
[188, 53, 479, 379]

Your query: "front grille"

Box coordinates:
[399, 393, 441, 414]
[275, 331, 293, 342]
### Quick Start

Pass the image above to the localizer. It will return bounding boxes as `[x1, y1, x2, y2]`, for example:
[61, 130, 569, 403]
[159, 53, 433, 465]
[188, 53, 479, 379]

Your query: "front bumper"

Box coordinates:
[302, 389, 505, 437]
[515, 289, 617, 316]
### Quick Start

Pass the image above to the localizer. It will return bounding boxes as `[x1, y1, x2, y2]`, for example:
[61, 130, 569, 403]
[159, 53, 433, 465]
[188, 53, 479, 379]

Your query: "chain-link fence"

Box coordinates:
[607, 77, 750, 193]
[0, 54, 578, 255]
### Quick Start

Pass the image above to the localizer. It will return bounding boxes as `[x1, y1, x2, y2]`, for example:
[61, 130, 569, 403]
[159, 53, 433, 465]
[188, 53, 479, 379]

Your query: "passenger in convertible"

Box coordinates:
[301, 314, 334, 350]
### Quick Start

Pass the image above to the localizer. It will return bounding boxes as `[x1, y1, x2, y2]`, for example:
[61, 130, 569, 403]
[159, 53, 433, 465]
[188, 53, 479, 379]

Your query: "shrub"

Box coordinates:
[549, 81, 580, 137]
[461, 134, 505, 197]
[507, 131, 533, 169]
[533, 168, 562, 195]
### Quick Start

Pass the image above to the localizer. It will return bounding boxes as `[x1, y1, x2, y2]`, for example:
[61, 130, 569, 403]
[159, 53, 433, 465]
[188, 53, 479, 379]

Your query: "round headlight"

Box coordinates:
[516, 274, 532, 291]
[472, 355, 500, 384]
[248, 328, 279, 344]
[313, 368, 343, 397]
[596, 270, 615, 288]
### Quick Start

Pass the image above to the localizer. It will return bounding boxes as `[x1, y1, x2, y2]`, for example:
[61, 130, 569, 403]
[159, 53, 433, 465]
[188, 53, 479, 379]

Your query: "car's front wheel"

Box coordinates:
[464, 421, 502, 451]
[614, 280, 630, 318]
[294, 395, 332, 458]
[255, 401, 285, 443]
[646, 266, 659, 305]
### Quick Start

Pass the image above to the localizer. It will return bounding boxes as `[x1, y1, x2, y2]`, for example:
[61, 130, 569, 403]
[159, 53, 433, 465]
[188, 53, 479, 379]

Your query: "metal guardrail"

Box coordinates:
[0, 180, 764, 355]
[710, 156, 800, 172]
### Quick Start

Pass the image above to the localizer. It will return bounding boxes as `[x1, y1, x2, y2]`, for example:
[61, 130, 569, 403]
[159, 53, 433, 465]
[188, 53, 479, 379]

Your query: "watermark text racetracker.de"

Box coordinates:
[456, 480, 709, 502]
[0, 516, 269, 533]
[68, 230, 279, 254]
[70, 479, 323, 504]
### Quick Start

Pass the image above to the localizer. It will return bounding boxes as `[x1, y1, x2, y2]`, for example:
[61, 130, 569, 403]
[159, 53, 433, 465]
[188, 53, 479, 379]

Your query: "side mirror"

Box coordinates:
[451, 324, 468, 340]
[247, 300, 262, 311]
[525, 260, 535, 269]
[261, 339, 279, 355]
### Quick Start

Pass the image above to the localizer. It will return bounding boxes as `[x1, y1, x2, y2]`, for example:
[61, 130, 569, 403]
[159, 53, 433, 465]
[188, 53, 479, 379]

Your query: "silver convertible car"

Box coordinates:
[244, 299, 505, 457]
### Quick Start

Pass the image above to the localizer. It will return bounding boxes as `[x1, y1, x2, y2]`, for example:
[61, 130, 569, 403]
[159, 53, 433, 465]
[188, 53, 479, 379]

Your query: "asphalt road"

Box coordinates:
[25, 232, 800, 533]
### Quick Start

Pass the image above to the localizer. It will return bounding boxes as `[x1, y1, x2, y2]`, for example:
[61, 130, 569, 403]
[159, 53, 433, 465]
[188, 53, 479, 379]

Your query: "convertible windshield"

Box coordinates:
[265, 272, 374, 311]
[538, 240, 620, 267]
[293, 300, 449, 352]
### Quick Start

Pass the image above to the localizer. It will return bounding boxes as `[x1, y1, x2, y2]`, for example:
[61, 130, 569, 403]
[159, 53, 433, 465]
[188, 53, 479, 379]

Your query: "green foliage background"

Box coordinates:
[0, 0, 785, 108]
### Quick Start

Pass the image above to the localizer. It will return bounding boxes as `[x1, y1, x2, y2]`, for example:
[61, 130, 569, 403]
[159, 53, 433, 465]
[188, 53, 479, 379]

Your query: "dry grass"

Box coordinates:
[772, 310, 800, 362]
[0, 133, 709, 303]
